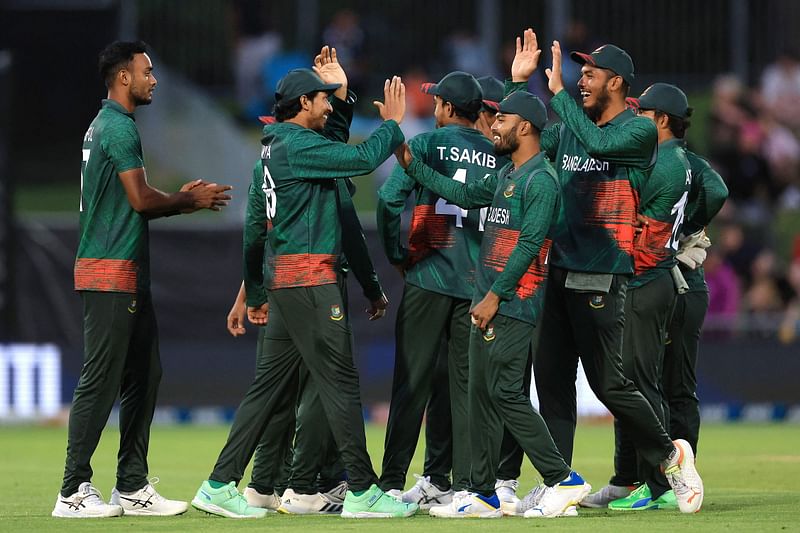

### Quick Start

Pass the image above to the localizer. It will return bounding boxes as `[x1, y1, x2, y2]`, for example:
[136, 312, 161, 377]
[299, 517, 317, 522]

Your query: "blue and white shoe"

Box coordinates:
[429, 491, 502, 518]
[523, 472, 591, 518]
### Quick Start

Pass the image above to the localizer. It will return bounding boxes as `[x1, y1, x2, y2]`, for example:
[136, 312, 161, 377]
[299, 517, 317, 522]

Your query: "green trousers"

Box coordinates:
[210, 284, 377, 492]
[496, 347, 533, 481]
[534, 267, 674, 468]
[611, 271, 675, 498]
[61, 291, 161, 496]
[663, 290, 708, 455]
[469, 314, 571, 495]
[380, 284, 470, 491]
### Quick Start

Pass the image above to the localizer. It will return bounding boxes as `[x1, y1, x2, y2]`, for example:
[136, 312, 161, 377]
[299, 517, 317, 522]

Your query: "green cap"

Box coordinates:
[570, 44, 635, 85]
[497, 91, 548, 130]
[637, 83, 691, 118]
[421, 71, 482, 111]
[275, 68, 341, 102]
[477, 76, 504, 111]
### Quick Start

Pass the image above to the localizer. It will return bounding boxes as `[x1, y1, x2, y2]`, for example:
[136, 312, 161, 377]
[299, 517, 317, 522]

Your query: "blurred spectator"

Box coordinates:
[704, 248, 741, 326]
[231, 0, 281, 120]
[322, 9, 366, 94]
[560, 20, 601, 90]
[761, 48, 800, 133]
[443, 30, 494, 77]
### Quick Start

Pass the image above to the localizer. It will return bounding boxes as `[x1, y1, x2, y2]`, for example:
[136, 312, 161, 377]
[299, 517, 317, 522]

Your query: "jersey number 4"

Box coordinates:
[434, 168, 487, 231]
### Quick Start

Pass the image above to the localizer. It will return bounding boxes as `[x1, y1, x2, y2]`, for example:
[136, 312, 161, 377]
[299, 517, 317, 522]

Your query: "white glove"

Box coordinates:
[679, 229, 711, 249]
[676, 246, 708, 269]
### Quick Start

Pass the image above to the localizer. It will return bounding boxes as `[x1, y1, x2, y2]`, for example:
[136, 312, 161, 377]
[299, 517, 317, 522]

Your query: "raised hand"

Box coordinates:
[373, 76, 406, 124]
[313, 45, 348, 100]
[511, 28, 541, 82]
[545, 40, 565, 95]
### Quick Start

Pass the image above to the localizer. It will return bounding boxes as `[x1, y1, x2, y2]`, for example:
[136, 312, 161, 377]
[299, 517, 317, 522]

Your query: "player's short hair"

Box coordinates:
[654, 110, 693, 139]
[451, 102, 480, 123]
[273, 91, 322, 122]
[98, 41, 149, 88]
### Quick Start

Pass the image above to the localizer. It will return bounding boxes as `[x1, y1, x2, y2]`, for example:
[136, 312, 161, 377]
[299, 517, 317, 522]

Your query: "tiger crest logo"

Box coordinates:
[589, 295, 605, 309]
[330, 304, 344, 321]
[503, 182, 516, 198]
[483, 325, 496, 342]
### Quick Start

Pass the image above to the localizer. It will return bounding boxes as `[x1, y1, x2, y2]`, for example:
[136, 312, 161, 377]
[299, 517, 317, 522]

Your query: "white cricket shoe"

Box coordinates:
[278, 488, 342, 514]
[52, 482, 123, 518]
[321, 480, 348, 506]
[505, 482, 546, 516]
[428, 491, 501, 518]
[110, 479, 188, 516]
[385, 488, 403, 499]
[495, 479, 519, 514]
[401, 474, 453, 510]
[243, 487, 281, 511]
[662, 439, 704, 513]
[524, 472, 590, 518]
[580, 483, 634, 508]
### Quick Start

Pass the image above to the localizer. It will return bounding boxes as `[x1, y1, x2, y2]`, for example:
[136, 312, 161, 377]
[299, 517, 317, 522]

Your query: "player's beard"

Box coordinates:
[584, 83, 611, 123]
[131, 81, 153, 106]
[493, 125, 519, 156]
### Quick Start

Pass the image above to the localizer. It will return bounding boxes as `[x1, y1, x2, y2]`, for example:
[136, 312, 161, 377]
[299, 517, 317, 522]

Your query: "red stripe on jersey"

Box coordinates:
[634, 216, 674, 275]
[483, 227, 551, 300]
[269, 253, 338, 289]
[582, 179, 637, 255]
[407, 204, 456, 267]
[74, 258, 137, 293]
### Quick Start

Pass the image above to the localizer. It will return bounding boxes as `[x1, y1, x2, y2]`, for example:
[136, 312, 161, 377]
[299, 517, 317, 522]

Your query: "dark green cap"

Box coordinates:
[570, 44, 635, 85]
[498, 91, 548, 130]
[275, 68, 341, 102]
[421, 71, 482, 111]
[477, 76, 504, 111]
[637, 83, 691, 118]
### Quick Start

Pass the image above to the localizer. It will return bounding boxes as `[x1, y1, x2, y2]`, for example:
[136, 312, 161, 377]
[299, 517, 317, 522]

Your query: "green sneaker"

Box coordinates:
[651, 490, 678, 510]
[341, 484, 418, 518]
[191, 480, 268, 518]
[609, 485, 678, 511]
[609, 484, 655, 511]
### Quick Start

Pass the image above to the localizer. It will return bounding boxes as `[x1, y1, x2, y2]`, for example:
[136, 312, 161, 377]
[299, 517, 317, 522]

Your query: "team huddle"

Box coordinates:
[53, 26, 726, 520]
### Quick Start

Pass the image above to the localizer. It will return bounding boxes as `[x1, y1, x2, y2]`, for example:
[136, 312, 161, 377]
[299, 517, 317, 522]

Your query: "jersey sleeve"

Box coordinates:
[540, 123, 561, 161]
[376, 160, 417, 265]
[104, 120, 144, 173]
[243, 161, 269, 307]
[321, 91, 356, 143]
[490, 171, 558, 300]
[684, 163, 728, 234]
[549, 90, 657, 167]
[286, 120, 404, 179]
[405, 158, 496, 209]
[337, 179, 383, 300]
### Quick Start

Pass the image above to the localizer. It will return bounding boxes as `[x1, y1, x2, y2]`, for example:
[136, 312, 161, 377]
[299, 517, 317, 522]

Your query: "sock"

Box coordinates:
[208, 479, 227, 489]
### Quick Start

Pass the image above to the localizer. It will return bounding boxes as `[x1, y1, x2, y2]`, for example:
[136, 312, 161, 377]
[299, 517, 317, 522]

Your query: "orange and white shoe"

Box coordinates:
[662, 439, 704, 513]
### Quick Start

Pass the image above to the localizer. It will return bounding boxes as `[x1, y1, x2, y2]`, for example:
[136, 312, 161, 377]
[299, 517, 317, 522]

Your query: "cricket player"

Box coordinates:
[192, 47, 417, 519]
[582, 83, 693, 510]
[509, 29, 704, 513]
[376, 70, 494, 506]
[396, 90, 592, 519]
[53, 40, 232, 518]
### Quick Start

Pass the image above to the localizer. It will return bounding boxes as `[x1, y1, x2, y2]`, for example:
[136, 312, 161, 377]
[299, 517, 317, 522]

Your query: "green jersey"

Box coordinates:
[244, 160, 383, 306]
[75, 99, 148, 294]
[679, 145, 729, 293]
[630, 138, 692, 289]
[377, 125, 502, 299]
[406, 152, 560, 325]
[519, 86, 657, 274]
[243, 93, 402, 307]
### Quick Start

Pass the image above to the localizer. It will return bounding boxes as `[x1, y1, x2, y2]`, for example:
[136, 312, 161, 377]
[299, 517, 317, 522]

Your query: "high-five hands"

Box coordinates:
[511, 28, 541, 82]
[313, 45, 348, 100]
[374, 76, 406, 124]
[545, 40, 565, 95]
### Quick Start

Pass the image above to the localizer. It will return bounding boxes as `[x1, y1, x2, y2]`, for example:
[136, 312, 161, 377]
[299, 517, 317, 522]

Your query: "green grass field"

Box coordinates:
[2, 422, 799, 531]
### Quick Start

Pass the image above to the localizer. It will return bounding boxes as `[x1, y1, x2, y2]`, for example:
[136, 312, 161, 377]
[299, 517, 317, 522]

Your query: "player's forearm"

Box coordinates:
[406, 159, 493, 209]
